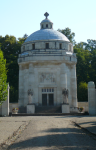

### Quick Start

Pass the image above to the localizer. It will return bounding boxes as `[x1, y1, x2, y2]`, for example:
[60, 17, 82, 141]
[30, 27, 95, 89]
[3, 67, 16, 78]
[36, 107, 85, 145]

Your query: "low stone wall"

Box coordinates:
[78, 102, 88, 112]
[9, 102, 88, 113]
[70, 107, 78, 113]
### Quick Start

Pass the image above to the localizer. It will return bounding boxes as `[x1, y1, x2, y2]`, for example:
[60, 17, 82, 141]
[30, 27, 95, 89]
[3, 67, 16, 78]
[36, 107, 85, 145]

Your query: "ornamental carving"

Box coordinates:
[62, 88, 68, 103]
[28, 89, 33, 96]
[39, 73, 55, 83]
[28, 89, 33, 104]
[62, 88, 68, 97]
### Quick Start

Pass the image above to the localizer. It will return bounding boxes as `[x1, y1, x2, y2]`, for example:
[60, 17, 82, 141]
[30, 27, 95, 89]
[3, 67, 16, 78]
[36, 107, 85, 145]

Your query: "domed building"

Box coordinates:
[18, 12, 77, 113]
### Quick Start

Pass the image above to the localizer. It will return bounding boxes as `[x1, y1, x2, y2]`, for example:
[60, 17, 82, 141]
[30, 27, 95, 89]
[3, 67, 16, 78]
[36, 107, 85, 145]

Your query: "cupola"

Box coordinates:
[40, 12, 53, 29]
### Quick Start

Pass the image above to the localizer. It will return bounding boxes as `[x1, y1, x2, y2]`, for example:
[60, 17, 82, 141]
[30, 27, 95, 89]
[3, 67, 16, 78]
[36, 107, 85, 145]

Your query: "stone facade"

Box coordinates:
[18, 13, 77, 113]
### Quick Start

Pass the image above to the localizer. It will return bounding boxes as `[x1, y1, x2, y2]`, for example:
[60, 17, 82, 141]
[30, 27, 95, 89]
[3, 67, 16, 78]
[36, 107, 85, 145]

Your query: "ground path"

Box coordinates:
[6, 116, 96, 150]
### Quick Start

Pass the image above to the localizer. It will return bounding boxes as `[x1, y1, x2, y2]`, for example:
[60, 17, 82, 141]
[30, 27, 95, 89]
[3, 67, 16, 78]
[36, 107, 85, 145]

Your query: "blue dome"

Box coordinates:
[25, 29, 69, 42]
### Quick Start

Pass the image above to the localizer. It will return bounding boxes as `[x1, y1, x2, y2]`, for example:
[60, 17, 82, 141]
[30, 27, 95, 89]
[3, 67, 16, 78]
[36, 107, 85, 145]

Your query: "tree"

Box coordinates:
[74, 40, 96, 51]
[74, 42, 96, 101]
[89, 49, 96, 85]
[23, 34, 28, 39]
[0, 47, 8, 105]
[77, 82, 88, 102]
[74, 42, 87, 50]
[74, 48, 91, 85]
[0, 35, 26, 102]
[87, 39, 96, 51]
[58, 27, 75, 45]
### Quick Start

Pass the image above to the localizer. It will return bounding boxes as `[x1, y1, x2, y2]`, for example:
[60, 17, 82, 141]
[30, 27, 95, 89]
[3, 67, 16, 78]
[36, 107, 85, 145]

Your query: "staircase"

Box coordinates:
[35, 106, 61, 113]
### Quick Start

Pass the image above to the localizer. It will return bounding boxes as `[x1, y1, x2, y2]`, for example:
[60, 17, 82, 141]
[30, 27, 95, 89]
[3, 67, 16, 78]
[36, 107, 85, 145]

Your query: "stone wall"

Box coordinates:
[21, 40, 73, 53]
[18, 60, 77, 111]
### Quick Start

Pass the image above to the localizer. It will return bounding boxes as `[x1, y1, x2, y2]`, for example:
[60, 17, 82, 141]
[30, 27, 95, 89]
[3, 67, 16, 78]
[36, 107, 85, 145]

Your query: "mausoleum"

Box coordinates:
[18, 12, 77, 113]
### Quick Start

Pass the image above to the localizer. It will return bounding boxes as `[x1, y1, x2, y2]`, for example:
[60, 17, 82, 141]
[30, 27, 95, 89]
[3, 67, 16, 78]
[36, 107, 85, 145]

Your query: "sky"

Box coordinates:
[0, 0, 96, 43]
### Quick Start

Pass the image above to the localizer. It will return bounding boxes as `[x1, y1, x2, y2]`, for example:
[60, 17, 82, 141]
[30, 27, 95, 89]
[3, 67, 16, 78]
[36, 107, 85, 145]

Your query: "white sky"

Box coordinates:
[0, 0, 96, 43]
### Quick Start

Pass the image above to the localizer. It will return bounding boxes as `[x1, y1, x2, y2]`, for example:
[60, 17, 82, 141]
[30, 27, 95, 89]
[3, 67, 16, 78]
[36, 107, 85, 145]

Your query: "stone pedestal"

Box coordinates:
[27, 104, 35, 114]
[62, 103, 70, 113]
[88, 81, 96, 115]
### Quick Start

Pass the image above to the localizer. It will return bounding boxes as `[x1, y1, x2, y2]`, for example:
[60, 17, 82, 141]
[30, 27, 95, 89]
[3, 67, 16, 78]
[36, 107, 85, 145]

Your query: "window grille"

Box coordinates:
[42, 88, 54, 93]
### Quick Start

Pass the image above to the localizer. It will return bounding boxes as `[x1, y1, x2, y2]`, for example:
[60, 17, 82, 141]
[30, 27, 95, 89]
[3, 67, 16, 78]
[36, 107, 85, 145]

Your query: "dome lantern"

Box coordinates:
[40, 12, 53, 29]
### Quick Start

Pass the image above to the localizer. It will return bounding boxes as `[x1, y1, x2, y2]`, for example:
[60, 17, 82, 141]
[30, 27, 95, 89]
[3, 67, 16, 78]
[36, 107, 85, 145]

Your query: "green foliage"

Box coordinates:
[87, 39, 96, 51]
[0, 48, 8, 105]
[74, 42, 96, 101]
[77, 82, 88, 102]
[0, 35, 26, 102]
[58, 27, 76, 45]
[74, 45, 96, 84]
[74, 40, 96, 51]
[10, 86, 18, 102]
[74, 48, 91, 84]
[89, 49, 96, 84]
[23, 34, 28, 39]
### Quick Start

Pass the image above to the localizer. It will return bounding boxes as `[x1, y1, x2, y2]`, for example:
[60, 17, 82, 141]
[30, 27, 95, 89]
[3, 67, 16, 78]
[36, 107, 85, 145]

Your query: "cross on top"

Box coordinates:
[44, 12, 49, 19]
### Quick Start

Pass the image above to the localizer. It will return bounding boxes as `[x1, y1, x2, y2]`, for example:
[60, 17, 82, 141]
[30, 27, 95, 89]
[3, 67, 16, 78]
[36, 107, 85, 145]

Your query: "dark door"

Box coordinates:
[49, 94, 54, 105]
[42, 94, 47, 106]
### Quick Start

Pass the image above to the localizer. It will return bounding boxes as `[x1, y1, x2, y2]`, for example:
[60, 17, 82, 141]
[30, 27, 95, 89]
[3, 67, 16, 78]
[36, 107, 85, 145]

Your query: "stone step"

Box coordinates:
[10, 113, 86, 116]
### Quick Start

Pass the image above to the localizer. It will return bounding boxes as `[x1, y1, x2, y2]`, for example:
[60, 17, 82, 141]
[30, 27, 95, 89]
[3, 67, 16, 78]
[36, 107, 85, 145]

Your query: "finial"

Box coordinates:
[44, 12, 49, 19]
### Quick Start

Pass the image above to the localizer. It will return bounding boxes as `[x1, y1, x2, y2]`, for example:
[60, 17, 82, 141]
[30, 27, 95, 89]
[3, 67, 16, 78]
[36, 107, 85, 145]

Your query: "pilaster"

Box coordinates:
[71, 64, 77, 107]
[18, 64, 24, 107]
[60, 63, 67, 103]
[28, 63, 35, 103]
[24, 65, 29, 106]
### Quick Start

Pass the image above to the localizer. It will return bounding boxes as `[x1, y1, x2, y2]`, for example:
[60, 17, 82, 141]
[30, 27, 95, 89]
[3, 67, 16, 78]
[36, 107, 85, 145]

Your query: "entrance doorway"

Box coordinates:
[42, 88, 54, 106]
[42, 94, 47, 106]
[49, 94, 54, 105]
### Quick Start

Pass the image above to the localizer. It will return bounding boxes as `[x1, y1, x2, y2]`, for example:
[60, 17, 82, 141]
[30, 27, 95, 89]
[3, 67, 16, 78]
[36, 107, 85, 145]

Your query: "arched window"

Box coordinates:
[42, 24, 43, 29]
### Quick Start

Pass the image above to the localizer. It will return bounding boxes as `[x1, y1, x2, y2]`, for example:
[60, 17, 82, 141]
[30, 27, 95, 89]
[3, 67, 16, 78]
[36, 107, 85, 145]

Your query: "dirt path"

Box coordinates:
[8, 116, 96, 150]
